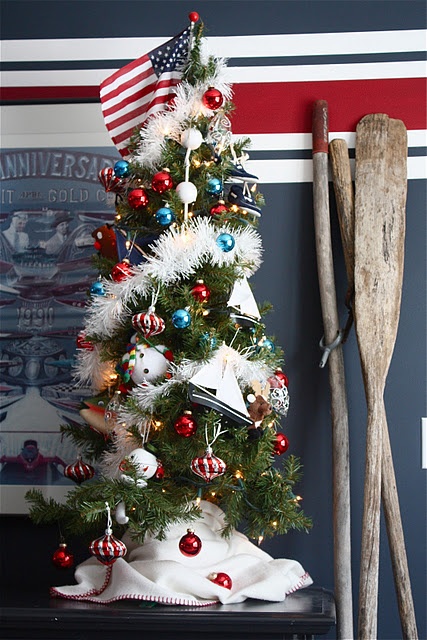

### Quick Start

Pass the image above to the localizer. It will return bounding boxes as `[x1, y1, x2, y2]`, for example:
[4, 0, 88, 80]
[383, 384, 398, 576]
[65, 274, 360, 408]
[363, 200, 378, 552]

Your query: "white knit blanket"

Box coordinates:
[51, 501, 312, 606]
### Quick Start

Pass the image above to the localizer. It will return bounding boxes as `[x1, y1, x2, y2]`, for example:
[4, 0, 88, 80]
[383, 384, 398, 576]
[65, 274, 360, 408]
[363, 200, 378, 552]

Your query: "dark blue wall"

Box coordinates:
[1, 2, 425, 638]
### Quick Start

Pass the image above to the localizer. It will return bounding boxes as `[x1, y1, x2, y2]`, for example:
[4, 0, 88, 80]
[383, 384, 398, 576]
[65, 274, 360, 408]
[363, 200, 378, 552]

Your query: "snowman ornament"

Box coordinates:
[121, 337, 172, 385]
[119, 447, 159, 488]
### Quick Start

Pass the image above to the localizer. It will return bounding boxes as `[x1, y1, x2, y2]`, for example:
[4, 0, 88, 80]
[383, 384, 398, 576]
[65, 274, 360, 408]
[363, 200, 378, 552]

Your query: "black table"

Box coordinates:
[0, 586, 335, 640]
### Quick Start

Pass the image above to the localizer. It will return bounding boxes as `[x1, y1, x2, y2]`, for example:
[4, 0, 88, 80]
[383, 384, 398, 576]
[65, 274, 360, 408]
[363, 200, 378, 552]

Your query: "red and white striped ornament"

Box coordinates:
[64, 456, 95, 484]
[89, 503, 127, 565]
[98, 167, 124, 193]
[191, 446, 226, 482]
[132, 307, 165, 338]
[89, 532, 127, 565]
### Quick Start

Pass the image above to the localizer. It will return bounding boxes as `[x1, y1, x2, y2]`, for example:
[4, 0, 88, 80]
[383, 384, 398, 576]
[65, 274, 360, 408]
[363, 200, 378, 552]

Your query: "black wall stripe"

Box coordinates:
[1, 0, 425, 40]
[2, 50, 425, 72]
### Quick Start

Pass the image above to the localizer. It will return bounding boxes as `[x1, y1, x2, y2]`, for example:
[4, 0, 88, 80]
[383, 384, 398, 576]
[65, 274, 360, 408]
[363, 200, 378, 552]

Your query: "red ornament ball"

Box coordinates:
[208, 572, 232, 590]
[273, 432, 289, 455]
[202, 87, 224, 110]
[174, 411, 197, 437]
[111, 259, 133, 282]
[274, 369, 289, 388]
[151, 170, 173, 194]
[191, 280, 211, 303]
[179, 529, 202, 557]
[64, 457, 95, 484]
[127, 188, 148, 209]
[189, 11, 199, 22]
[210, 201, 228, 216]
[52, 543, 74, 570]
[90, 533, 127, 565]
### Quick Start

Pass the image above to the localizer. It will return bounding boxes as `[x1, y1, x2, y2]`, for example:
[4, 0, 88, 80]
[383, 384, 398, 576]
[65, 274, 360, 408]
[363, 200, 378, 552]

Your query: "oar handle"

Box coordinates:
[312, 100, 329, 154]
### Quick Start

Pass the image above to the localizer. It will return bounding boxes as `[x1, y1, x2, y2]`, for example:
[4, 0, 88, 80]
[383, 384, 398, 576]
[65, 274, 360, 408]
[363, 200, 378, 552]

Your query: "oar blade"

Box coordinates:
[354, 113, 407, 377]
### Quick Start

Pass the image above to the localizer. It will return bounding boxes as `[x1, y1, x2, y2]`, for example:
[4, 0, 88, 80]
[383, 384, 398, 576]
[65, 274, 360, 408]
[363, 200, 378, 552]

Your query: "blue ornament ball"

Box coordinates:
[206, 177, 222, 195]
[216, 233, 235, 252]
[257, 337, 275, 353]
[200, 332, 217, 349]
[156, 206, 175, 226]
[114, 160, 130, 178]
[172, 309, 191, 329]
[90, 280, 105, 296]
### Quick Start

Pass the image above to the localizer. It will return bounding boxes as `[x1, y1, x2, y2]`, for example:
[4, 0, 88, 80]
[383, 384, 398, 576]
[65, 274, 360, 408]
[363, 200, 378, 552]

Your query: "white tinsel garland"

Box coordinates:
[133, 57, 232, 169]
[78, 217, 262, 341]
[73, 345, 116, 390]
[124, 344, 275, 417]
[99, 421, 142, 479]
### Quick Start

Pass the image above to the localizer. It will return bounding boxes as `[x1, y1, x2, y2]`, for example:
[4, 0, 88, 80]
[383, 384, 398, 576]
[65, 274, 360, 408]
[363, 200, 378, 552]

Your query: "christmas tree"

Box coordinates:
[27, 14, 311, 593]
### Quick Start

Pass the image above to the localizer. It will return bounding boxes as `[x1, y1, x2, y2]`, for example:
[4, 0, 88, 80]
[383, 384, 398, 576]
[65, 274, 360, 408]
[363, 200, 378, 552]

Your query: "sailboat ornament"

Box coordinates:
[188, 350, 252, 427]
[188, 278, 261, 427]
[227, 277, 261, 328]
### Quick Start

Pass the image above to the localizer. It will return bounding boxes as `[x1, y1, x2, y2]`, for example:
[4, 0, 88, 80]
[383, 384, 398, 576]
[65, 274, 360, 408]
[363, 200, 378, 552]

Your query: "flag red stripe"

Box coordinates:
[108, 89, 180, 146]
[101, 76, 156, 119]
[100, 54, 150, 92]
[104, 78, 180, 131]
[101, 65, 154, 108]
[1, 77, 425, 133]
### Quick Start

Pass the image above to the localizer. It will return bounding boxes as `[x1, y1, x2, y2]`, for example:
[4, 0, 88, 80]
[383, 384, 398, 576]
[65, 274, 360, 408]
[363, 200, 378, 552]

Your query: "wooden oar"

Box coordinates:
[312, 100, 354, 640]
[329, 139, 354, 297]
[353, 113, 415, 639]
[331, 129, 418, 639]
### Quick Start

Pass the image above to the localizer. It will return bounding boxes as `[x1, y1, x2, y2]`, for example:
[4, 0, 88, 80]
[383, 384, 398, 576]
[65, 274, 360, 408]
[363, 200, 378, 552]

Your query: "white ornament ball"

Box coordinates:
[130, 343, 170, 384]
[180, 128, 203, 150]
[120, 447, 158, 488]
[176, 181, 198, 204]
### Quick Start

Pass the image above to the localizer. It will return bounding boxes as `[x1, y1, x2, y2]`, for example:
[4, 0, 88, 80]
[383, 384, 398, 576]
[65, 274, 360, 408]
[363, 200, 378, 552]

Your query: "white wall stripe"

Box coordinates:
[248, 157, 426, 183]
[2, 106, 426, 150]
[1, 105, 425, 181]
[225, 61, 425, 83]
[1, 30, 426, 62]
[0, 153, 424, 183]
[1, 59, 425, 88]
[239, 131, 427, 150]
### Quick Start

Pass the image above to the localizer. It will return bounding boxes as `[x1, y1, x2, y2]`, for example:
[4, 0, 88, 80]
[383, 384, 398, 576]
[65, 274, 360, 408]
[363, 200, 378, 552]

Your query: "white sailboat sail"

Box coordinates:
[227, 277, 261, 320]
[218, 361, 249, 418]
[188, 350, 251, 426]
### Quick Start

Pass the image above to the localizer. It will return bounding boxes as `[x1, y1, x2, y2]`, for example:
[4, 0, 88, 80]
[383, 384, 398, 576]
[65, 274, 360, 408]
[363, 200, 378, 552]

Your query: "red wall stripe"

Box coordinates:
[1, 77, 425, 133]
[0, 86, 99, 102]
[232, 78, 426, 133]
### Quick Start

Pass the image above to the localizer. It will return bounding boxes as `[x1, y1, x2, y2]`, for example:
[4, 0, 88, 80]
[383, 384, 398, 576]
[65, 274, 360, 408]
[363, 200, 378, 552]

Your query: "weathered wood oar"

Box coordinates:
[354, 113, 416, 639]
[312, 100, 354, 640]
[329, 139, 355, 343]
[329, 139, 355, 297]
[331, 126, 418, 639]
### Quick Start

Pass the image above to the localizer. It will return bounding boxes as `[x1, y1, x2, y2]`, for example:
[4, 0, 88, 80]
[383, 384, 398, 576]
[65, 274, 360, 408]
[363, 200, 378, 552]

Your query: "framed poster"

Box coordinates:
[0, 104, 120, 512]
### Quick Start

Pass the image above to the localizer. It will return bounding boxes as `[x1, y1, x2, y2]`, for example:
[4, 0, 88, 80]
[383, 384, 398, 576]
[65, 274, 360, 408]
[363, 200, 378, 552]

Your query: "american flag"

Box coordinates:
[99, 28, 190, 158]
